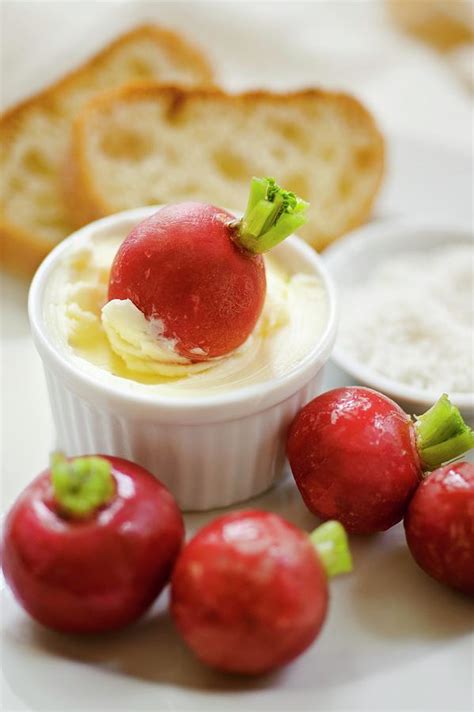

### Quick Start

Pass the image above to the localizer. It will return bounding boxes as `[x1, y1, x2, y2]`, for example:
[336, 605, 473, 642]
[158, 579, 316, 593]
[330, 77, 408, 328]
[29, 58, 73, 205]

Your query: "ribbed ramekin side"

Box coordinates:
[41, 367, 324, 511]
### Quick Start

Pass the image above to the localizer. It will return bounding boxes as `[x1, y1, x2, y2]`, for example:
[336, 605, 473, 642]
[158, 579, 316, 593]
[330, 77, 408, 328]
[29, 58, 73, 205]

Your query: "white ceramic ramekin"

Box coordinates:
[29, 207, 337, 511]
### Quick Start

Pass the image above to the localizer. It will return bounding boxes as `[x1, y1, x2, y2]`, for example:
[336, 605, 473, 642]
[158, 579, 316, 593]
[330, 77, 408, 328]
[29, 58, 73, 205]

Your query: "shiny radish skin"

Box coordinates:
[107, 177, 310, 362]
[404, 462, 474, 596]
[287, 387, 422, 534]
[171, 510, 329, 675]
[108, 203, 266, 360]
[2, 456, 184, 633]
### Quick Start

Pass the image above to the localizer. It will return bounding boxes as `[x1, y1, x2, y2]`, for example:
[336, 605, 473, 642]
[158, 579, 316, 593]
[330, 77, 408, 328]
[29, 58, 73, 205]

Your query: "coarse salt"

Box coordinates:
[337, 244, 474, 394]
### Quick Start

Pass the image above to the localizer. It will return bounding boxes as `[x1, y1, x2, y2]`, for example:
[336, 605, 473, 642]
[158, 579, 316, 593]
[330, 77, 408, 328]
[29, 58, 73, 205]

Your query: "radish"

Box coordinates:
[404, 461, 474, 595]
[2, 454, 184, 633]
[287, 388, 474, 535]
[170, 510, 351, 675]
[108, 177, 308, 360]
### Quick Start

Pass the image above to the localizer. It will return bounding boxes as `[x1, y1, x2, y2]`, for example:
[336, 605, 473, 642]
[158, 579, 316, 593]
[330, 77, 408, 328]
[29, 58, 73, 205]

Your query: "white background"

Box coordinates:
[1, 0, 473, 150]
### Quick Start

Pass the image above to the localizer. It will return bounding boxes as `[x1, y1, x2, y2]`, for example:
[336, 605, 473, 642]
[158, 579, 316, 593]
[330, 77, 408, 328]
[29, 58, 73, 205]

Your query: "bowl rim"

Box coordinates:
[324, 217, 474, 411]
[29, 206, 338, 421]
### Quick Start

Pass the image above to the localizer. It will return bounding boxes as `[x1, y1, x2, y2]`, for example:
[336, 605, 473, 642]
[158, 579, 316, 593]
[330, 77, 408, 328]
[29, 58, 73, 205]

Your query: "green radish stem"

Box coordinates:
[310, 520, 353, 577]
[414, 394, 474, 471]
[233, 177, 309, 254]
[51, 453, 115, 519]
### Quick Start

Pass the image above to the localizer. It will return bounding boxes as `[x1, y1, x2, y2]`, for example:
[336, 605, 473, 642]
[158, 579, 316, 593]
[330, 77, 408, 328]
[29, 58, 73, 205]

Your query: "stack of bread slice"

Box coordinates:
[0, 25, 213, 276]
[1, 23, 384, 277]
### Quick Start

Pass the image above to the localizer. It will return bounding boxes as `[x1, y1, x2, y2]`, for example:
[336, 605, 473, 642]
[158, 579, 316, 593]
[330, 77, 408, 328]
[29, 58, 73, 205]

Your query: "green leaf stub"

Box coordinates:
[310, 520, 353, 578]
[50, 453, 115, 519]
[236, 176, 309, 254]
[414, 394, 474, 470]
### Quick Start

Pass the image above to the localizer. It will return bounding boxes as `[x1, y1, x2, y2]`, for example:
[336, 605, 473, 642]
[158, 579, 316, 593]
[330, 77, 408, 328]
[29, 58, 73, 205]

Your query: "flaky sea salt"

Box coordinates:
[337, 243, 474, 393]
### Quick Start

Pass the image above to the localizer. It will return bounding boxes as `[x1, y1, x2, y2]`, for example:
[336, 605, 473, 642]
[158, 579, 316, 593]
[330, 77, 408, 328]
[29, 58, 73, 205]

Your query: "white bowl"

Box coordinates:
[29, 207, 337, 511]
[324, 219, 474, 423]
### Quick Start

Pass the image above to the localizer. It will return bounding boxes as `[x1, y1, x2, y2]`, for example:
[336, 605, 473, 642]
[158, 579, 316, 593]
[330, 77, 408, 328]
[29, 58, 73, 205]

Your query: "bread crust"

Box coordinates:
[65, 83, 385, 250]
[0, 25, 214, 278]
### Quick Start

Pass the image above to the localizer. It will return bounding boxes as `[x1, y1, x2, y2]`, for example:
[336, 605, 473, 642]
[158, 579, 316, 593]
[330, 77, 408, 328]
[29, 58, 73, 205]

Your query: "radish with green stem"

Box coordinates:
[2, 454, 184, 633]
[287, 388, 474, 535]
[107, 177, 308, 361]
[171, 510, 351, 675]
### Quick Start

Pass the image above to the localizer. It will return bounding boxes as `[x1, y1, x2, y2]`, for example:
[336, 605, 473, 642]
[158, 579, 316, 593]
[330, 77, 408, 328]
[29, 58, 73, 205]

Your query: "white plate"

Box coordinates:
[1, 137, 473, 712]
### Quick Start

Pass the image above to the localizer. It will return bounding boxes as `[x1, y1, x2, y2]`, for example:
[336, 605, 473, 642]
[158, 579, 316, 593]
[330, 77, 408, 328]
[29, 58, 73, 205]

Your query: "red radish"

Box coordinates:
[2, 454, 184, 633]
[108, 177, 308, 360]
[170, 510, 351, 675]
[404, 461, 474, 595]
[287, 388, 474, 535]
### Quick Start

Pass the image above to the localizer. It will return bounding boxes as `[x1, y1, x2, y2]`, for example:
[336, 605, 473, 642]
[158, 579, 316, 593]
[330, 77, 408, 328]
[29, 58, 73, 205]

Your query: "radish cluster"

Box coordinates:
[4, 388, 471, 677]
[2, 397, 472, 675]
[287, 387, 474, 595]
[3, 183, 473, 680]
[2, 453, 351, 674]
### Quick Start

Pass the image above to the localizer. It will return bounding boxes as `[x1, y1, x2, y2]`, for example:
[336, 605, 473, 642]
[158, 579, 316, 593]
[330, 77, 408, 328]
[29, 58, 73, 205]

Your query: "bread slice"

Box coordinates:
[0, 25, 213, 277]
[388, 0, 474, 52]
[65, 84, 384, 251]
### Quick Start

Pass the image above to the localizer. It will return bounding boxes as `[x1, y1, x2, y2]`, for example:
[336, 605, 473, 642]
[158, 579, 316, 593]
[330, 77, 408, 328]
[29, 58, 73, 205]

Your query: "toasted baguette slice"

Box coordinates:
[0, 25, 213, 277]
[388, 0, 474, 52]
[66, 84, 384, 251]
